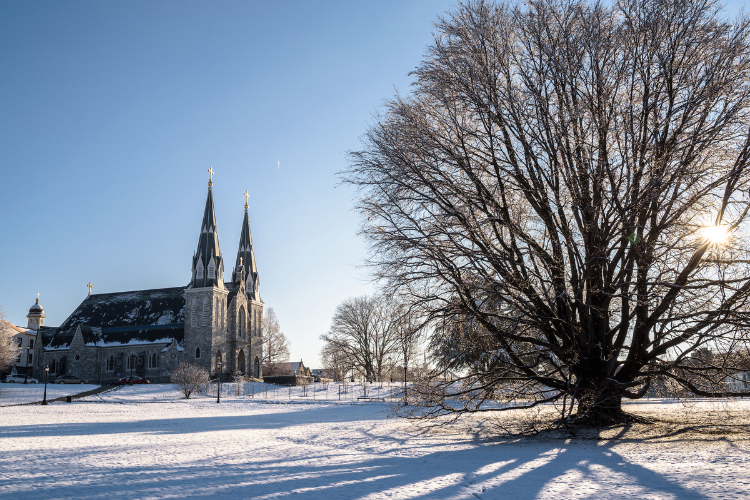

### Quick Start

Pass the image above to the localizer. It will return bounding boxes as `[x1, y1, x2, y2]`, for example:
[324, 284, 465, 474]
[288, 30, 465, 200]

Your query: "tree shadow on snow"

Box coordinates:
[1, 434, 710, 499]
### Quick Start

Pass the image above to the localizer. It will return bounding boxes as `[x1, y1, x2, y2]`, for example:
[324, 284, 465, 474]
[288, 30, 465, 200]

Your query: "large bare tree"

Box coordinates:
[345, 0, 750, 425]
[262, 307, 291, 375]
[320, 339, 350, 382]
[321, 295, 401, 382]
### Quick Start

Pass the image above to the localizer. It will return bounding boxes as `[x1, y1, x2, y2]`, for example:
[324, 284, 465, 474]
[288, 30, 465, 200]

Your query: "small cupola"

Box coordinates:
[26, 294, 45, 330]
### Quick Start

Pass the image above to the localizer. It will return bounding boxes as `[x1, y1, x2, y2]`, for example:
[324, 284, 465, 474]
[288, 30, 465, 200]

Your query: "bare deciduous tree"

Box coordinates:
[0, 309, 21, 373]
[170, 362, 209, 399]
[321, 295, 402, 382]
[320, 338, 350, 381]
[345, 0, 750, 425]
[262, 307, 290, 375]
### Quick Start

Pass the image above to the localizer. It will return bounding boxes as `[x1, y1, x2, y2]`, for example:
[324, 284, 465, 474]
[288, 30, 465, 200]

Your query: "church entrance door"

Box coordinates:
[238, 350, 246, 375]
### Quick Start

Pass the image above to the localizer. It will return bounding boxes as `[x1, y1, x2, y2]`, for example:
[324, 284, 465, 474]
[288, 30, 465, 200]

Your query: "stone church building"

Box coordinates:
[30, 173, 264, 384]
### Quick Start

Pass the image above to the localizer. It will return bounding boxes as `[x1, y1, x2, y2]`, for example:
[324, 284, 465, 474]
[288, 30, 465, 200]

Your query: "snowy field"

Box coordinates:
[0, 383, 102, 406]
[1, 384, 749, 499]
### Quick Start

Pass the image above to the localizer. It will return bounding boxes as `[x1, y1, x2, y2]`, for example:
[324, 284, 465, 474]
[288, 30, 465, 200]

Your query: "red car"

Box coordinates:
[117, 376, 150, 385]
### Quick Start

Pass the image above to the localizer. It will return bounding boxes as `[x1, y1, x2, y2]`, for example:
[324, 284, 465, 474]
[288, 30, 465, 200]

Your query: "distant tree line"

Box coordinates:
[319, 295, 426, 383]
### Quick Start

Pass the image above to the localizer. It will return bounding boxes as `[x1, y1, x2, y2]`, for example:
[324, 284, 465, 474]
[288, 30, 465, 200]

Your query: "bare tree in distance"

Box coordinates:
[262, 307, 290, 376]
[392, 304, 422, 382]
[170, 362, 209, 399]
[320, 295, 402, 382]
[320, 338, 350, 382]
[0, 308, 21, 373]
[345, 0, 750, 425]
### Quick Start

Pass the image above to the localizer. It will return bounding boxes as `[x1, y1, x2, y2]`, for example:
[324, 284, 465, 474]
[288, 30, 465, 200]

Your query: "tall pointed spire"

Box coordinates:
[233, 192, 260, 300]
[191, 169, 224, 288]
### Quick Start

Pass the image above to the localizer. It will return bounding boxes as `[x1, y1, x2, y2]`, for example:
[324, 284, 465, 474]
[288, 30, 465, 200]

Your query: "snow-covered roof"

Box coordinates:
[1, 321, 35, 337]
[45, 287, 186, 349]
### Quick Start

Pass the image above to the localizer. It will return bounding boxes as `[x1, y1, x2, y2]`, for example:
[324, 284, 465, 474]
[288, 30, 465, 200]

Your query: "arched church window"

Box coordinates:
[195, 347, 201, 359]
[202, 297, 209, 327]
[127, 355, 137, 370]
[247, 306, 255, 337]
[197, 261, 204, 279]
[191, 301, 197, 328]
[148, 353, 158, 369]
[106, 356, 114, 371]
[50, 359, 57, 373]
[239, 306, 246, 339]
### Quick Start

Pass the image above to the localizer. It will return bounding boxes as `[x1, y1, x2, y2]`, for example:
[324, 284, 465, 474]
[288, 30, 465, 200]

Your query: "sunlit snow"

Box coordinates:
[1, 384, 748, 499]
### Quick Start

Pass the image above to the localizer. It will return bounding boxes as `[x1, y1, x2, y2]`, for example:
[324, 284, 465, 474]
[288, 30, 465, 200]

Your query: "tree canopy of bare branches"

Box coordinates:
[0, 309, 21, 373]
[320, 337, 350, 382]
[262, 307, 290, 375]
[345, 0, 750, 425]
[170, 362, 209, 399]
[321, 295, 412, 382]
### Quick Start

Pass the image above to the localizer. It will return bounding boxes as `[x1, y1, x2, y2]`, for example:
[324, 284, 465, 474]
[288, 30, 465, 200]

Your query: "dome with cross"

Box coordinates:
[29, 295, 44, 315]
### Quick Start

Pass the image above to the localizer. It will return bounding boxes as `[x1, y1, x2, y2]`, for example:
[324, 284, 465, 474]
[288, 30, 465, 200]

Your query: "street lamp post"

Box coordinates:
[403, 361, 408, 406]
[23, 345, 30, 384]
[41, 366, 49, 405]
[216, 361, 223, 403]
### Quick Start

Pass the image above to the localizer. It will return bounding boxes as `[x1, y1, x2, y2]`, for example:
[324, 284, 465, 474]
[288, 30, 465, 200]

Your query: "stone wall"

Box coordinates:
[38, 342, 184, 385]
[184, 286, 228, 376]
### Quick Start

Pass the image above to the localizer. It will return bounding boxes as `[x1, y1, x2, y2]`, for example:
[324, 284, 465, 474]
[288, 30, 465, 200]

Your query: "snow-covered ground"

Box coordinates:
[1, 384, 749, 499]
[0, 383, 102, 406]
[0, 381, 405, 406]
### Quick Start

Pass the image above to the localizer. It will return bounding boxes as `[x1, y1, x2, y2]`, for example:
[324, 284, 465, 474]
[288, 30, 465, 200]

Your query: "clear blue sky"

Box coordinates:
[1, 0, 747, 365]
[0, 0, 459, 365]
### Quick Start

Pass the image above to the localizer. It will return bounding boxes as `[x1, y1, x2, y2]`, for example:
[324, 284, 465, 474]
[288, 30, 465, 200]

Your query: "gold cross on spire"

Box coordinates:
[208, 167, 214, 187]
[244, 190, 249, 210]
[87, 282, 93, 296]
[36, 292, 40, 303]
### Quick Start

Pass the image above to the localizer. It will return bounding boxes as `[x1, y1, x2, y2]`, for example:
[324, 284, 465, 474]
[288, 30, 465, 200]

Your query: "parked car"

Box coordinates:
[3, 374, 38, 383]
[117, 376, 150, 385]
[52, 375, 87, 384]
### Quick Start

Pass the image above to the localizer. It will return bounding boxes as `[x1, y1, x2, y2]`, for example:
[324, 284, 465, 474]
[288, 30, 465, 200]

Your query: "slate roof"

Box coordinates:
[38, 326, 61, 348]
[44, 287, 186, 349]
[269, 361, 310, 376]
[225, 282, 240, 305]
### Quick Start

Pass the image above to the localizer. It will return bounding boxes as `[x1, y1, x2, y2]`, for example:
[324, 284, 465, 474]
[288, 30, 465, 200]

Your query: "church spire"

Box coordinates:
[233, 192, 260, 300]
[191, 169, 224, 288]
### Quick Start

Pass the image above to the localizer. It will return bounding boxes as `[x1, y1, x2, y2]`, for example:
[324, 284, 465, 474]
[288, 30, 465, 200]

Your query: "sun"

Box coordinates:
[701, 224, 730, 245]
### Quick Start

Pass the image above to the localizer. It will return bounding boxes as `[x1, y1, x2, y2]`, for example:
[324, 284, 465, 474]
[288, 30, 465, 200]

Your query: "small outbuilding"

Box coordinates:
[263, 359, 313, 386]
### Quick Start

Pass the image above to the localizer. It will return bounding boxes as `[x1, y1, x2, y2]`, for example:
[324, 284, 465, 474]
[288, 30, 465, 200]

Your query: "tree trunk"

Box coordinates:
[572, 384, 635, 426]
